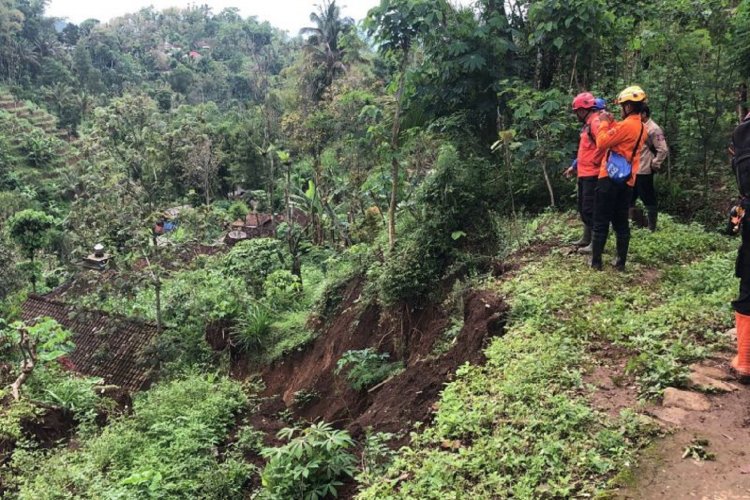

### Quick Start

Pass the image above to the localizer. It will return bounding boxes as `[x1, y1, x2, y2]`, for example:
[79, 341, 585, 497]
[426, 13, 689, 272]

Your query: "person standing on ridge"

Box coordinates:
[728, 110, 750, 381]
[590, 85, 647, 271]
[565, 92, 605, 253]
[630, 105, 669, 231]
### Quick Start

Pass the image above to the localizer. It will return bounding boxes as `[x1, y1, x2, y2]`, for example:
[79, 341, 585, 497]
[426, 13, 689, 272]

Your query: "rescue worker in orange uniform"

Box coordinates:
[590, 86, 648, 271]
[565, 92, 605, 252]
[729, 110, 750, 380]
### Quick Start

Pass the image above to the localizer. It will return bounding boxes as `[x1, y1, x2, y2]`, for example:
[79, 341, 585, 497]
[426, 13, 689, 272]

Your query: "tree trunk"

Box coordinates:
[151, 234, 163, 333]
[155, 278, 163, 333]
[541, 161, 555, 207]
[10, 359, 33, 400]
[388, 54, 409, 249]
[739, 83, 748, 123]
[269, 151, 276, 237]
[11, 327, 35, 400]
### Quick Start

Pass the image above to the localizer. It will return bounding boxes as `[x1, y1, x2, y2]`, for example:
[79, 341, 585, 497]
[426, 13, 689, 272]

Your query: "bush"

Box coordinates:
[227, 200, 249, 221]
[19, 129, 62, 168]
[374, 145, 503, 305]
[15, 373, 248, 499]
[26, 368, 105, 423]
[335, 348, 403, 391]
[260, 422, 356, 500]
[224, 238, 288, 294]
[234, 305, 274, 353]
[263, 269, 302, 310]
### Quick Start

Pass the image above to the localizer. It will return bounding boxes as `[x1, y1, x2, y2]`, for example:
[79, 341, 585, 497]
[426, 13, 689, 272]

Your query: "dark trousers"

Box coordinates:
[577, 176, 598, 227]
[733, 212, 750, 314]
[593, 177, 632, 239]
[631, 173, 657, 208]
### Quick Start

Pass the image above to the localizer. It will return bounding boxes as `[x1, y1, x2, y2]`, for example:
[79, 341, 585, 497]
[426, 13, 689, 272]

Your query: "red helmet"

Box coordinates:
[572, 92, 596, 110]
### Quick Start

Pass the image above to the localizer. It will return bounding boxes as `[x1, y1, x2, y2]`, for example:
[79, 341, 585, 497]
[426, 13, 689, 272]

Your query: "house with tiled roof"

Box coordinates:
[21, 295, 160, 391]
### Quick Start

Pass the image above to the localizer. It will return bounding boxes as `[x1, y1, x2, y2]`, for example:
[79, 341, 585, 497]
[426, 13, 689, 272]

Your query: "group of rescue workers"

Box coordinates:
[565, 84, 750, 381]
[565, 85, 668, 271]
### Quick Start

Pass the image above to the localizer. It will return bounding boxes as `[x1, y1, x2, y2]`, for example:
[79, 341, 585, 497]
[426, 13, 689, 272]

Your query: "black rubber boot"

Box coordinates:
[590, 232, 606, 271]
[573, 224, 592, 247]
[613, 234, 630, 272]
[646, 206, 658, 232]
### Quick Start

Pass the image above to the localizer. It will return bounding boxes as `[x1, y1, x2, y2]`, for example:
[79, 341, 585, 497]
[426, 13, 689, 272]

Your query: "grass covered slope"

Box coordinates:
[10, 374, 249, 499]
[360, 214, 736, 499]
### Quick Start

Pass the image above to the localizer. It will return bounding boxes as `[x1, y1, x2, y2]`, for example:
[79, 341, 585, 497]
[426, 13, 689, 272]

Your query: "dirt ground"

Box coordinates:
[253, 280, 508, 438]
[608, 355, 750, 500]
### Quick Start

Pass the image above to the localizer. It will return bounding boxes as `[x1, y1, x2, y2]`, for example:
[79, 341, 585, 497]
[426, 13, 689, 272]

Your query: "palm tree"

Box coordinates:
[299, 1, 353, 101]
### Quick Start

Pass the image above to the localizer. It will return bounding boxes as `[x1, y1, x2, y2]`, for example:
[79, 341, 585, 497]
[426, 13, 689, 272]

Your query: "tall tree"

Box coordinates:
[300, 1, 354, 101]
[7, 209, 55, 293]
[366, 0, 444, 248]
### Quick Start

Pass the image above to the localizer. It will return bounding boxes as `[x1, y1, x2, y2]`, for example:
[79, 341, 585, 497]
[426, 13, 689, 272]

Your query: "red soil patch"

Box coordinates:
[256, 280, 508, 437]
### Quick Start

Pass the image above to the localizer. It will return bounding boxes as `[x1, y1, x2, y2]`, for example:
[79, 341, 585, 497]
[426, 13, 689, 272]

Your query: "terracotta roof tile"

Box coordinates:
[21, 295, 160, 391]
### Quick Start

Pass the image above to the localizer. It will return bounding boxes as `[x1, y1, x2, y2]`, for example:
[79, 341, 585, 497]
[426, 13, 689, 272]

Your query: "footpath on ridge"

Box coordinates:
[355, 214, 749, 499]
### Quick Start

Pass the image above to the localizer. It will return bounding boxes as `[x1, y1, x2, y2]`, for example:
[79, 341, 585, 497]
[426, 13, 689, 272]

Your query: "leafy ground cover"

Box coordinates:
[358, 213, 736, 498]
[7, 373, 249, 499]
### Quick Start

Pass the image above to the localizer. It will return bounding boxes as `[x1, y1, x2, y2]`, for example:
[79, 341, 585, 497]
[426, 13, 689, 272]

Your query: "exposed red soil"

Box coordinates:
[205, 320, 232, 351]
[254, 281, 508, 438]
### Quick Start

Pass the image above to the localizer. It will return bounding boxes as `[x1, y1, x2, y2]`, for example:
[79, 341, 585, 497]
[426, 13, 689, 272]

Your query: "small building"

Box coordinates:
[244, 212, 275, 237]
[21, 295, 160, 391]
[82, 244, 111, 271]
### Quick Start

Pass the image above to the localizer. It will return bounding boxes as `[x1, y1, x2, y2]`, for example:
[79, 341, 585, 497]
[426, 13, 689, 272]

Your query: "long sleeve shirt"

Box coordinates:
[639, 119, 669, 175]
[576, 113, 605, 178]
[595, 114, 645, 187]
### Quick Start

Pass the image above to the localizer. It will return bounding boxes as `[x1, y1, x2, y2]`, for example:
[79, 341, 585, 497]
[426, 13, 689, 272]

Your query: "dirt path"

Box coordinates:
[614, 356, 750, 500]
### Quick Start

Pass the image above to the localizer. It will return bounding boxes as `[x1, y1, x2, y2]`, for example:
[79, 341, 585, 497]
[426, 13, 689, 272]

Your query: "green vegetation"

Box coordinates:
[11, 374, 248, 499]
[335, 349, 404, 391]
[260, 422, 357, 500]
[0, 0, 747, 498]
[359, 214, 735, 498]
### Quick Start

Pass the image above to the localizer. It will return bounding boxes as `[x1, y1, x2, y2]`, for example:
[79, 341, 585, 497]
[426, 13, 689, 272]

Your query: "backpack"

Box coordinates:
[732, 118, 750, 197]
[606, 124, 644, 184]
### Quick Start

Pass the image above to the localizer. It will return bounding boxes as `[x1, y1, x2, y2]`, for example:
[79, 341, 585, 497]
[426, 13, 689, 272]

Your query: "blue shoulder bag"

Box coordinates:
[606, 124, 644, 184]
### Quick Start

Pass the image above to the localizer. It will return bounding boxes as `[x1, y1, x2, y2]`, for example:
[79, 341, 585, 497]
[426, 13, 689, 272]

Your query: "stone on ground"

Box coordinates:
[650, 407, 689, 426]
[687, 372, 737, 393]
[662, 387, 711, 412]
[689, 364, 733, 382]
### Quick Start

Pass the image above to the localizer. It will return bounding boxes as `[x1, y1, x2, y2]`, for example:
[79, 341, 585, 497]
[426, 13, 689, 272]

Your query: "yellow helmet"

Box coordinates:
[615, 85, 647, 104]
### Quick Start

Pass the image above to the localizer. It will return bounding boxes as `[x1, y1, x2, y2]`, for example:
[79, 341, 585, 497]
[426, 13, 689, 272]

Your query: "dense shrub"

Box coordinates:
[14, 373, 248, 499]
[263, 269, 302, 310]
[18, 128, 62, 168]
[375, 145, 503, 305]
[227, 200, 249, 221]
[224, 238, 289, 294]
[260, 422, 356, 499]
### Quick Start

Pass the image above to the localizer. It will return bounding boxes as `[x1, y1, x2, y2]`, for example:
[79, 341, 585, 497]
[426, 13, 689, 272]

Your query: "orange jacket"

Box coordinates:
[576, 113, 605, 177]
[596, 114, 645, 187]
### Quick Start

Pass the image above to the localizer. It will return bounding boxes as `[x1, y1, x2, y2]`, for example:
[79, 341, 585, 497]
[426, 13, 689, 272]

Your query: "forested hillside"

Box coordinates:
[1, 0, 749, 498]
